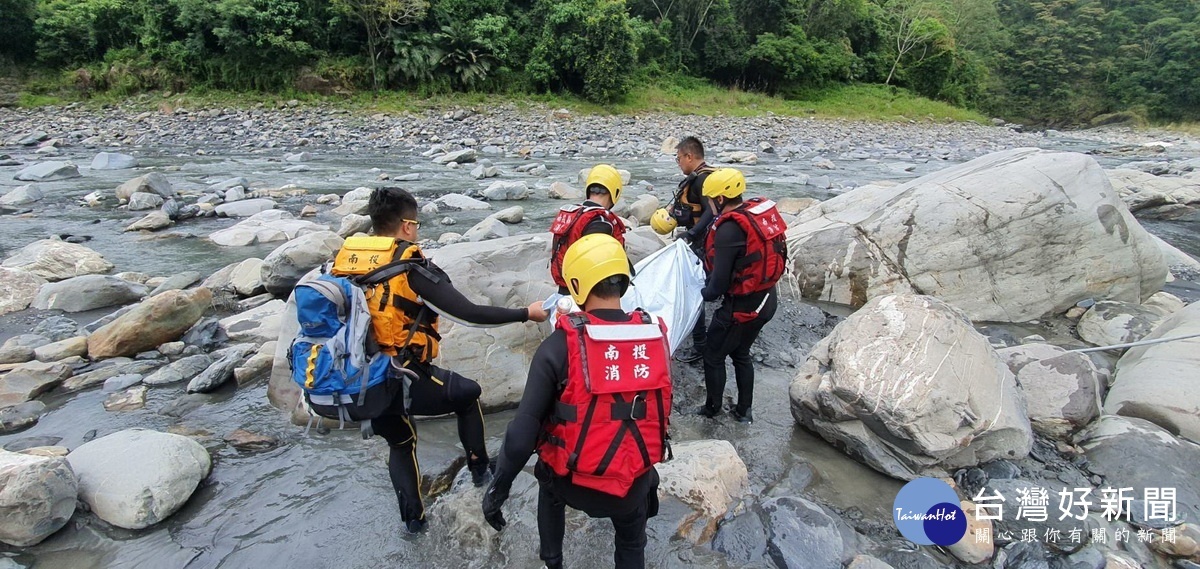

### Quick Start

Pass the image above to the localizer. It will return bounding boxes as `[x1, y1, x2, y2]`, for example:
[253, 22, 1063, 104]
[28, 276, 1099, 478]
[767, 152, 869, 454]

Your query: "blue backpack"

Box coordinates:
[290, 270, 412, 437]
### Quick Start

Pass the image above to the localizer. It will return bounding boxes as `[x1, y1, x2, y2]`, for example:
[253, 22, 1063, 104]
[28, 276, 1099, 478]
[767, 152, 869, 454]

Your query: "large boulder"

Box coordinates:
[1078, 415, 1200, 524]
[66, 429, 212, 530]
[33, 275, 148, 312]
[1077, 300, 1165, 348]
[624, 226, 667, 266]
[1107, 168, 1200, 211]
[90, 152, 137, 170]
[219, 299, 285, 344]
[187, 345, 255, 393]
[126, 192, 163, 211]
[0, 361, 72, 407]
[435, 193, 490, 211]
[124, 210, 172, 232]
[87, 288, 211, 358]
[229, 258, 266, 297]
[480, 181, 529, 201]
[0, 450, 77, 547]
[337, 214, 372, 238]
[14, 161, 80, 182]
[0, 184, 44, 206]
[1105, 301, 1200, 440]
[655, 439, 748, 520]
[260, 231, 343, 296]
[433, 148, 477, 165]
[786, 149, 1166, 322]
[0, 267, 46, 316]
[2, 239, 114, 281]
[215, 198, 275, 218]
[627, 194, 660, 225]
[462, 217, 509, 242]
[760, 496, 846, 569]
[208, 210, 328, 247]
[790, 294, 1033, 480]
[995, 343, 1102, 438]
[115, 172, 175, 200]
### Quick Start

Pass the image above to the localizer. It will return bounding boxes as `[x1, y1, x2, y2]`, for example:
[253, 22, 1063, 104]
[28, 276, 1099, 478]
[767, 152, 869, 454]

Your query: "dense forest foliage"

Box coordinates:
[0, 0, 1197, 123]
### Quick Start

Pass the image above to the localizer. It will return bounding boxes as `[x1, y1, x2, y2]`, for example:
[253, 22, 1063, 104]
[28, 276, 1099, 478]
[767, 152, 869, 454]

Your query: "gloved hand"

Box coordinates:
[680, 231, 695, 244]
[482, 479, 510, 531]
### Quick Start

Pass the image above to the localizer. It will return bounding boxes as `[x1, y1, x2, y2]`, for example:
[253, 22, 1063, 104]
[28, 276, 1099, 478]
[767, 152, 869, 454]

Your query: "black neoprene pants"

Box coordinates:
[702, 290, 778, 415]
[373, 361, 487, 523]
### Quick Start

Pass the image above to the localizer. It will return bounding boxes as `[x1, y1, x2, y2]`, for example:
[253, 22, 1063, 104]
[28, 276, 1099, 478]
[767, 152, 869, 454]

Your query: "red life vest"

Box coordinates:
[705, 197, 789, 297]
[549, 204, 627, 288]
[537, 310, 673, 497]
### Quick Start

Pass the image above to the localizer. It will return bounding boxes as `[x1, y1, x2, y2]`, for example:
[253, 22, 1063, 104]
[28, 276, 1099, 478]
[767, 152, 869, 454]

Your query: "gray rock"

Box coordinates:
[66, 428, 212, 529]
[103, 385, 148, 411]
[435, 193, 490, 211]
[471, 164, 498, 179]
[337, 214, 372, 237]
[115, 172, 175, 200]
[127, 192, 164, 211]
[60, 359, 163, 393]
[90, 152, 137, 170]
[628, 195, 660, 225]
[209, 177, 249, 192]
[32, 336, 87, 362]
[786, 149, 1166, 322]
[102, 373, 143, 392]
[1106, 301, 1200, 440]
[284, 152, 311, 163]
[2, 240, 114, 282]
[218, 299, 284, 344]
[0, 184, 44, 206]
[331, 200, 369, 216]
[224, 186, 246, 202]
[0, 267, 46, 316]
[32, 317, 81, 342]
[260, 231, 343, 296]
[143, 354, 214, 386]
[124, 210, 172, 232]
[186, 346, 254, 393]
[0, 449, 77, 547]
[215, 198, 275, 218]
[1079, 415, 1200, 527]
[480, 180, 529, 201]
[995, 344, 1102, 438]
[208, 210, 327, 247]
[433, 148, 477, 165]
[790, 294, 1033, 480]
[394, 173, 420, 182]
[14, 161, 80, 182]
[229, 258, 265, 297]
[549, 182, 582, 200]
[0, 362, 71, 407]
[33, 275, 148, 312]
[1077, 300, 1164, 348]
[11, 131, 48, 146]
[0, 401, 47, 434]
[0, 334, 46, 364]
[181, 317, 227, 351]
[812, 157, 837, 170]
[490, 206, 524, 224]
[149, 271, 201, 296]
[984, 479, 1087, 552]
[463, 217, 509, 242]
[761, 496, 844, 569]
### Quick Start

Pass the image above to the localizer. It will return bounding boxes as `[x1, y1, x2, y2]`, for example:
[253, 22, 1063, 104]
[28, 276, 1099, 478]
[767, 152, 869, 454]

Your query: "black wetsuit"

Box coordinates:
[372, 258, 530, 525]
[491, 308, 661, 568]
[700, 219, 778, 416]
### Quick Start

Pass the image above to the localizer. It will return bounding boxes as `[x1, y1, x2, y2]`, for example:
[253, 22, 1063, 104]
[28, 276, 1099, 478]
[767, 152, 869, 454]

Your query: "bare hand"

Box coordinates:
[527, 301, 549, 323]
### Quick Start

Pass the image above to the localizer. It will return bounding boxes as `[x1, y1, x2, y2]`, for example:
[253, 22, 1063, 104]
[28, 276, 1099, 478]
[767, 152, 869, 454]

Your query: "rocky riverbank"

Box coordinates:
[1, 106, 1199, 568]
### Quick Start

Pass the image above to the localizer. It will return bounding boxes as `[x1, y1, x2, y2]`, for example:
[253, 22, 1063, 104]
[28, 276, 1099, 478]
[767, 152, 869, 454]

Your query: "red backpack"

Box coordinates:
[537, 311, 672, 497]
[549, 205, 627, 288]
[705, 197, 788, 297]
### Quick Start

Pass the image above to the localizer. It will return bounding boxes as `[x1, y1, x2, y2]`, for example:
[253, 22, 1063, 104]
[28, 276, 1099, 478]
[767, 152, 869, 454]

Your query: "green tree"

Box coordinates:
[527, 0, 638, 102]
[333, 0, 429, 89]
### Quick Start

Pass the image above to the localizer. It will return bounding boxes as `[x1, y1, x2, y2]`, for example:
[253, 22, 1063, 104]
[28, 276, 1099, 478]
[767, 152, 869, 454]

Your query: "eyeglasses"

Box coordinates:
[403, 218, 421, 229]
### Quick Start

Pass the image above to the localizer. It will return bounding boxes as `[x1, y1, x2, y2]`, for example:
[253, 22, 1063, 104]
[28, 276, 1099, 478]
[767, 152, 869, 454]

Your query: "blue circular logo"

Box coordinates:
[893, 478, 968, 546]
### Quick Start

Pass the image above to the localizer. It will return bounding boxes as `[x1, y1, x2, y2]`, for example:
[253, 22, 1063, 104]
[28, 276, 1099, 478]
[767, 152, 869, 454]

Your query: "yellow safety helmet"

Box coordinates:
[702, 168, 746, 199]
[650, 208, 677, 235]
[585, 164, 623, 203]
[562, 233, 631, 306]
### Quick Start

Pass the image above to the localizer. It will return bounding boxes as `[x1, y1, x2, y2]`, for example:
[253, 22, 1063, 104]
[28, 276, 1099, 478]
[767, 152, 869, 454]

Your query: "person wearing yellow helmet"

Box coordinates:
[695, 168, 788, 424]
[339, 187, 549, 534]
[548, 164, 627, 296]
[485, 234, 669, 569]
[670, 136, 719, 365]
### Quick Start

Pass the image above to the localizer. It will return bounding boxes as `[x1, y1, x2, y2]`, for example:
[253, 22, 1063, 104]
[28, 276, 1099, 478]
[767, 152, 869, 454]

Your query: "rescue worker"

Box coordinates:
[657, 136, 716, 364]
[694, 169, 787, 424]
[548, 164, 626, 296]
[347, 187, 549, 533]
[483, 234, 671, 569]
